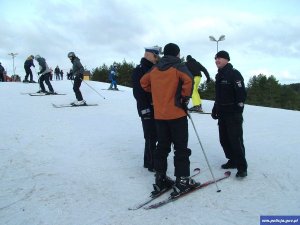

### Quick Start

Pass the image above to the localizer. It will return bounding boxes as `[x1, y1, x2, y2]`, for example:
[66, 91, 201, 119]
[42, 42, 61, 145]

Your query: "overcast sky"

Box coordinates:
[1, 0, 299, 84]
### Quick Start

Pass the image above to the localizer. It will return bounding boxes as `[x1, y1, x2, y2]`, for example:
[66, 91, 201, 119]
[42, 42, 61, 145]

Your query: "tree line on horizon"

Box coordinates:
[91, 60, 300, 111]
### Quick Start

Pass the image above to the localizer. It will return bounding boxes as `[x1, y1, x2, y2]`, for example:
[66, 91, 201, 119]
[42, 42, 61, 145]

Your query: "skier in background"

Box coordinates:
[108, 64, 118, 90]
[23, 55, 36, 83]
[185, 55, 210, 112]
[68, 52, 86, 106]
[54, 66, 60, 80]
[35, 55, 55, 94]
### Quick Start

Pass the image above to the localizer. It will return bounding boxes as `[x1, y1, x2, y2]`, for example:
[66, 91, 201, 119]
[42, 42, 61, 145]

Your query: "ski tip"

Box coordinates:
[225, 171, 231, 176]
[193, 168, 200, 172]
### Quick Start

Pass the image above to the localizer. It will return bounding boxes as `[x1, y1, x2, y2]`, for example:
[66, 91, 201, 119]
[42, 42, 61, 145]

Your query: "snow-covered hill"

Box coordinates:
[0, 80, 299, 225]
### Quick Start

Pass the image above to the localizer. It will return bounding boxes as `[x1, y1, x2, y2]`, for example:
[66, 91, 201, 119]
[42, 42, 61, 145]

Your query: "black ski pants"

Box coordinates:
[218, 113, 247, 171]
[141, 117, 157, 169]
[39, 73, 54, 92]
[155, 116, 191, 177]
[24, 66, 33, 81]
[73, 75, 83, 101]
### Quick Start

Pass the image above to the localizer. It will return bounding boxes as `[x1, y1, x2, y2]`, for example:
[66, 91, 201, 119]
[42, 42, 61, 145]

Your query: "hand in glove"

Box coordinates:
[211, 105, 218, 120]
[181, 96, 190, 112]
[206, 76, 211, 83]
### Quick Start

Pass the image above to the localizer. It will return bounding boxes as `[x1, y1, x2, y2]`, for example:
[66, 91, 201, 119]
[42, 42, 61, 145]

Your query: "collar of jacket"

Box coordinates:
[140, 57, 154, 69]
[218, 63, 233, 74]
[156, 55, 181, 71]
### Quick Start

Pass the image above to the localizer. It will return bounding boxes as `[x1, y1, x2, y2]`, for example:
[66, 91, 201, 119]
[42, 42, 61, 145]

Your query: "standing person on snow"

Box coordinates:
[211, 50, 248, 178]
[68, 52, 86, 106]
[23, 55, 36, 83]
[54, 66, 60, 80]
[141, 43, 199, 196]
[132, 45, 162, 172]
[185, 55, 210, 112]
[108, 64, 118, 90]
[35, 55, 55, 94]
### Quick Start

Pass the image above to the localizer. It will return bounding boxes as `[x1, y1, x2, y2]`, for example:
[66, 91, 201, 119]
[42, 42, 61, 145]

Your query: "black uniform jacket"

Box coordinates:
[132, 57, 154, 117]
[213, 63, 247, 114]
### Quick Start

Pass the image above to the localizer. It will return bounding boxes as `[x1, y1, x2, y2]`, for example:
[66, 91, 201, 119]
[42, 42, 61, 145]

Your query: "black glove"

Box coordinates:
[211, 105, 218, 120]
[141, 108, 152, 120]
[181, 96, 190, 112]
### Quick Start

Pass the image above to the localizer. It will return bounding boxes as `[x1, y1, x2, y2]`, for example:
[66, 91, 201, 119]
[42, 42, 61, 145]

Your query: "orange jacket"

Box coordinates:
[140, 56, 193, 120]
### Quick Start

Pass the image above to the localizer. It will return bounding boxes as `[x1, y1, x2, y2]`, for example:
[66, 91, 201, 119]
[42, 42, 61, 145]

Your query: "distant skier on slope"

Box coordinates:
[35, 55, 55, 94]
[108, 64, 118, 90]
[23, 55, 36, 83]
[68, 52, 86, 106]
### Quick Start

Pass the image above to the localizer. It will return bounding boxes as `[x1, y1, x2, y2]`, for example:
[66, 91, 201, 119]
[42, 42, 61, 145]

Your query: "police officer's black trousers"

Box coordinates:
[141, 117, 157, 170]
[218, 113, 247, 171]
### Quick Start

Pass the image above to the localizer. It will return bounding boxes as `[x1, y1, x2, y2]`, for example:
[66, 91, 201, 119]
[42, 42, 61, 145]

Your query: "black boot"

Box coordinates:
[236, 170, 247, 178]
[151, 173, 174, 196]
[221, 160, 237, 169]
[171, 176, 200, 197]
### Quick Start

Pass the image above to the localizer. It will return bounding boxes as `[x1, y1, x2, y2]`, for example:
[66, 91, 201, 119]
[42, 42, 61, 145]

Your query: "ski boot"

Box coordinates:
[71, 100, 86, 106]
[171, 176, 200, 197]
[151, 173, 174, 196]
[189, 105, 203, 113]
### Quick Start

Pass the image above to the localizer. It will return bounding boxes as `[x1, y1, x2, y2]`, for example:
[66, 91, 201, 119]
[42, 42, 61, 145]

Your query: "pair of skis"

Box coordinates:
[129, 170, 231, 210]
[52, 103, 98, 108]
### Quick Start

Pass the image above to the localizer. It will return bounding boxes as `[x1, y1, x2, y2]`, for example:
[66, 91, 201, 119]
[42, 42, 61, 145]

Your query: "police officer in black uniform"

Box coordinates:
[132, 46, 162, 172]
[211, 50, 248, 178]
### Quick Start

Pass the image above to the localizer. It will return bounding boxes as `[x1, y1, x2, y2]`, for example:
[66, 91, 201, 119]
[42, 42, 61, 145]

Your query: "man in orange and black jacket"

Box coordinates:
[141, 43, 199, 196]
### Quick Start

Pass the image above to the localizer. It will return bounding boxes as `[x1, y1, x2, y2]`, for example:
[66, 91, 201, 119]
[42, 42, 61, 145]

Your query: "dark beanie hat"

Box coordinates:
[163, 43, 180, 57]
[215, 50, 230, 61]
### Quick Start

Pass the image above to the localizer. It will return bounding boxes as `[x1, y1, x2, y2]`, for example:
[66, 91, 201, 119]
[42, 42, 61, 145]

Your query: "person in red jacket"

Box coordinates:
[141, 43, 199, 196]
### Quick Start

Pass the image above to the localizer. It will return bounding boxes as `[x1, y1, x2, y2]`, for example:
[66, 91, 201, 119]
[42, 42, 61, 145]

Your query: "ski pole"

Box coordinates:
[187, 111, 221, 192]
[80, 78, 106, 99]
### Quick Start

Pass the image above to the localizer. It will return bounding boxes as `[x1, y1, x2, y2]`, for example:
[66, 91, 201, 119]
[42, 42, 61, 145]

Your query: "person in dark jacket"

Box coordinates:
[68, 52, 86, 106]
[211, 50, 248, 178]
[141, 43, 199, 196]
[185, 55, 210, 112]
[54, 66, 60, 80]
[23, 55, 36, 83]
[132, 45, 162, 172]
[35, 55, 55, 94]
